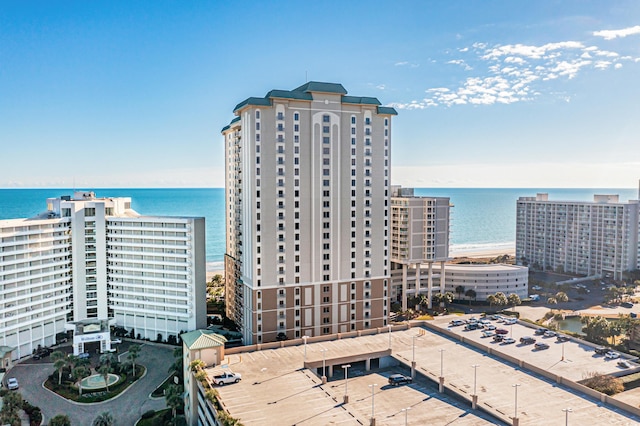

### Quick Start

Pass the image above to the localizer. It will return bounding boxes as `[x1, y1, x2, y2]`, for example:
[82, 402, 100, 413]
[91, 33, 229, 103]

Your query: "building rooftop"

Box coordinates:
[182, 330, 227, 350]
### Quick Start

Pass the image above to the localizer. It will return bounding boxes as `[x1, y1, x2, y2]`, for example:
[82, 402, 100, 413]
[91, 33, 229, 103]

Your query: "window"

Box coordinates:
[323, 126, 330, 133]
[323, 180, 330, 186]
[351, 116, 356, 124]
[323, 137, 330, 144]
[323, 148, 330, 155]
[351, 128, 356, 134]
[256, 122, 260, 130]
[323, 286, 330, 293]
[294, 113, 299, 121]
[256, 111, 260, 119]
[323, 115, 330, 122]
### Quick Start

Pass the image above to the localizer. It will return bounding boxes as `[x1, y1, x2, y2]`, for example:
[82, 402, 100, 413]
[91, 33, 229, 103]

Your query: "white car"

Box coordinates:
[606, 351, 620, 359]
[7, 378, 19, 390]
[111, 338, 122, 344]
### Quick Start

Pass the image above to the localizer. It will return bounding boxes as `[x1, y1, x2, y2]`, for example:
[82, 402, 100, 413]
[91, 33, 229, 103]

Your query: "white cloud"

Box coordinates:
[459, 47, 469, 52]
[482, 41, 584, 60]
[615, 63, 623, 69]
[376, 84, 386, 90]
[594, 50, 619, 57]
[594, 61, 611, 69]
[593, 25, 640, 40]
[394, 61, 409, 66]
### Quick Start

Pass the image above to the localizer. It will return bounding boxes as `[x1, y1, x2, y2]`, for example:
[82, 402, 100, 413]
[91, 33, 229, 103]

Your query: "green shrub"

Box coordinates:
[141, 410, 156, 420]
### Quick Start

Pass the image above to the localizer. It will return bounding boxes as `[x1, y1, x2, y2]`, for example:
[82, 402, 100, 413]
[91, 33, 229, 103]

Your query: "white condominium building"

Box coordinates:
[516, 193, 640, 280]
[389, 186, 451, 309]
[222, 82, 397, 344]
[0, 192, 206, 359]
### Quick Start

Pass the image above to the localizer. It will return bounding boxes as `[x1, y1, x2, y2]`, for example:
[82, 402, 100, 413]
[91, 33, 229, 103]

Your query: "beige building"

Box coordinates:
[389, 186, 451, 309]
[516, 193, 640, 280]
[222, 82, 397, 344]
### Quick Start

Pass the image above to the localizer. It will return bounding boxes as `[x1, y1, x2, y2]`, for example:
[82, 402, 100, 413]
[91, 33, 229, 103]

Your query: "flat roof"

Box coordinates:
[209, 323, 639, 425]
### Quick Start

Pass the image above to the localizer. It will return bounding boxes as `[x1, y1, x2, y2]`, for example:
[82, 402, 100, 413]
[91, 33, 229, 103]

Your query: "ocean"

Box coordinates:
[1, 187, 637, 265]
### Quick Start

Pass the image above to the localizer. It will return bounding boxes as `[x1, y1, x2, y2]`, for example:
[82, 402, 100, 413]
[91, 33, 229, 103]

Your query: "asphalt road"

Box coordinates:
[9, 342, 174, 425]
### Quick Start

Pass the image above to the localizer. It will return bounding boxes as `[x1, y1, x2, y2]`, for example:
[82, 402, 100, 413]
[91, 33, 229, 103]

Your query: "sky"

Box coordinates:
[1, 1, 639, 189]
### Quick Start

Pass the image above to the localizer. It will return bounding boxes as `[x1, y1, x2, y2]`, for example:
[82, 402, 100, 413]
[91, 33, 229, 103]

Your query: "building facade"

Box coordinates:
[516, 193, 640, 280]
[0, 192, 206, 359]
[389, 186, 451, 309]
[222, 82, 397, 344]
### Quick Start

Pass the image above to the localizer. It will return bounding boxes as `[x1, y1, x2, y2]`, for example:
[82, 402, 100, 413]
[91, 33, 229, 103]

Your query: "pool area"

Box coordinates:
[79, 373, 120, 390]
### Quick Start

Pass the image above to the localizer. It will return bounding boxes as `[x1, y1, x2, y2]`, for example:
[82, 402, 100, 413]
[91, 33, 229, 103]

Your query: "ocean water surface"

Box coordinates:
[1, 187, 636, 264]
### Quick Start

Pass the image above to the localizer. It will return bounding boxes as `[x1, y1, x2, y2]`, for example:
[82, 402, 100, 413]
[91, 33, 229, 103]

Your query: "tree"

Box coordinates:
[507, 293, 521, 311]
[190, 359, 205, 372]
[486, 294, 497, 309]
[464, 289, 477, 305]
[581, 316, 611, 344]
[92, 412, 115, 426]
[547, 297, 558, 305]
[494, 292, 508, 308]
[98, 364, 111, 392]
[128, 344, 141, 376]
[54, 358, 67, 385]
[49, 415, 72, 426]
[166, 383, 184, 418]
[443, 292, 455, 306]
[455, 285, 465, 300]
[73, 365, 91, 395]
[1, 391, 23, 426]
[555, 291, 569, 303]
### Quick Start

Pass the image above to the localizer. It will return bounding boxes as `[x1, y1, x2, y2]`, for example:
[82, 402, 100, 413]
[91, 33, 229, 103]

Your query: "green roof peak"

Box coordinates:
[293, 81, 348, 95]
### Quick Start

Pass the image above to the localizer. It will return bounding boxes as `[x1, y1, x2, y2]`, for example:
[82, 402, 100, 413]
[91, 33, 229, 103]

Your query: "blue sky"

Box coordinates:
[1, 1, 639, 188]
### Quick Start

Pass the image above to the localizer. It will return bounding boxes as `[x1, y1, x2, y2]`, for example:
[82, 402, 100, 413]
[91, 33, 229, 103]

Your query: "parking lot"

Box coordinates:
[430, 314, 636, 382]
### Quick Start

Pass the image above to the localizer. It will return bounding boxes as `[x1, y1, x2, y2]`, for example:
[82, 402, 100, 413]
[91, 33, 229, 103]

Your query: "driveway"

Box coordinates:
[9, 342, 174, 425]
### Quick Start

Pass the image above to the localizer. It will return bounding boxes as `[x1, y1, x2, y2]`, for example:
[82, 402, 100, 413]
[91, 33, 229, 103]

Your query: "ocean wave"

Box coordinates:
[206, 261, 224, 272]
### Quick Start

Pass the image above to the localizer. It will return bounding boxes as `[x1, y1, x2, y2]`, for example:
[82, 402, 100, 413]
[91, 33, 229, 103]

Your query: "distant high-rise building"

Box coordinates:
[389, 186, 451, 309]
[0, 192, 206, 360]
[516, 193, 640, 280]
[222, 82, 397, 344]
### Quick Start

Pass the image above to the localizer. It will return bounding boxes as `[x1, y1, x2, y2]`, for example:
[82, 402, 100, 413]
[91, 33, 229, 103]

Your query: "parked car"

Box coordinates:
[465, 323, 480, 331]
[556, 335, 570, 342]
[520, 336, 536, 345]
[618, 360, 631, 368]
[490, 314, 502, 321]
[212, 371, 242, 386]
[33, 347, 53, 360]
[493, 335, 504, 342]
[621, 302, 634, 308]
[495, 328, 509, 335]
[605, 351, 620, 359]
[534, 328, 547, 335]
[483, 324, 496, 330]
[388, 374, 412, 386]
[78, 352, 90, 359]
[482, 330, 495, 338]
[543, 330, 557, 338]
[534, 342, 550, 350]
[111, 338, 122, 344]
[594, 347, 609, 355]
[449, 319, 465, 327]
[504, 318, 517, 325]
[502, 337, 516, 344]
[7, 378, 18, 390]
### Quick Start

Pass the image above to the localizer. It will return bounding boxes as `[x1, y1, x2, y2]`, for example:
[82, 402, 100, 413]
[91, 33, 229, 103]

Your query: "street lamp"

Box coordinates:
[401, 407, 411, 426]
[562, 340, 566, 361]
[513, 384, 521, 423]
[562, 408, 572, 426]
[320, 348, 327, 384]
[369, 383, 377, 426]
[438, 348, 445, 393]
[471, 364, 479, 409]
[411, 334, 421, 379]
[302, 335, 308, 362]
[342, 364, 351, 404]
[387, 324, 392, 349]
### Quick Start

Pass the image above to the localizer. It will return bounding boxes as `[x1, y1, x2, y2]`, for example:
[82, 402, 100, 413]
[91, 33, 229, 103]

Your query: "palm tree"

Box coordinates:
[547, 296, 558, 305]
[494, 292, 508, 308]
[92, 411, 115, 426]
[98, 364, 111, 392]
[48, 414, 71, 426]
[165, 383, 183, 418]
[73, 365, 91, 395]
[486, 294, 497, 309]
[507, 293, 522, 311]
[465, 289, 477, 305]
[555, 291, 569, 303]
[455, 285, 465, 300]
[128, 344, 141, 376]
[54, 358, 67, 385]
[190, 359, 205, 372]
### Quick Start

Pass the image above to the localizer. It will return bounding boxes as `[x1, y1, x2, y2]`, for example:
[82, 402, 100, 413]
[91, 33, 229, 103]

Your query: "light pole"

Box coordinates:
[369, 383, 377, 426]
[387, 324, 392, 349]
[402, 407, 411, 426]
[562, 408, 572, 426]
[302, 335, 308, 362]
[411, 334, 420, 379]
[562, 340, 566, 361]
[438, 349, 445, 393]
[471, 364, 479, 409]
[513, 384, 521, 426]
[320, 348, 327, 384]
[342, 364, 351, 404]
